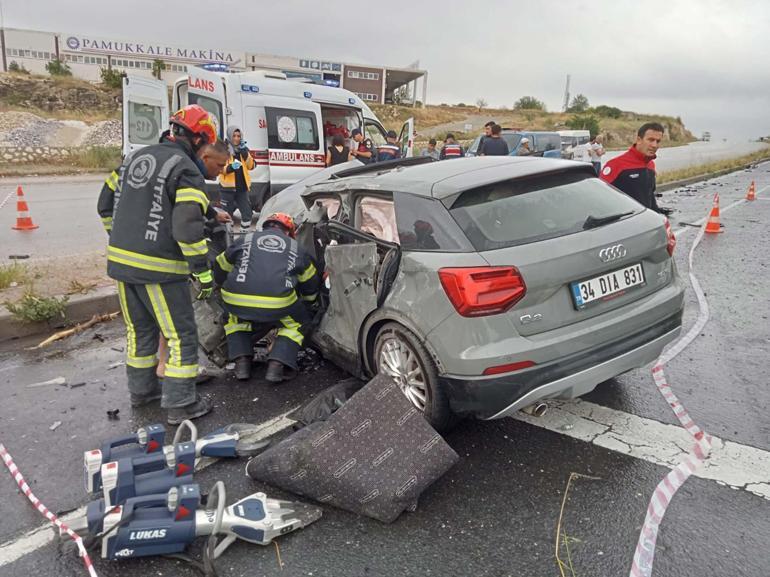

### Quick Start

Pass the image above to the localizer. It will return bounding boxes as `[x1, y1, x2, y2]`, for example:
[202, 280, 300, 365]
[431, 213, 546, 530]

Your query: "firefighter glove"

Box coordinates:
[192, 269, 214, 300]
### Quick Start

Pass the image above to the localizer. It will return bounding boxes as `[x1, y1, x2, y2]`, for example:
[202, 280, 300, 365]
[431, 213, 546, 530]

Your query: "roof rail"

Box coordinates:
[331, 155, 436, 179]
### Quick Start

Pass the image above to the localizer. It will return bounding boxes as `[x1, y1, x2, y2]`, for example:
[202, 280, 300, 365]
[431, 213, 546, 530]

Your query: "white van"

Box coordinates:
[122, 69, 413, 210]
[557, 129, 591, 160]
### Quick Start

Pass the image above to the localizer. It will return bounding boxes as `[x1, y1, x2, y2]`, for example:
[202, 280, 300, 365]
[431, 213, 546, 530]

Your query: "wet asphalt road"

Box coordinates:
[1, 163, 770, 576]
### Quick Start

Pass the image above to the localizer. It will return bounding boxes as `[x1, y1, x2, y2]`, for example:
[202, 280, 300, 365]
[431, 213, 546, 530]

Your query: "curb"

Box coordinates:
[658, 156, 770, 192]
[0, 285, 118, 344]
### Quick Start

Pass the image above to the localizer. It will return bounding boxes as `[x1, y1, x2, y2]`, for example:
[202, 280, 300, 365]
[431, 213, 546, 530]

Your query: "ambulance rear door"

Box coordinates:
[262, 94, 325, 194]
[122, 75, 168, 157]
[186, 68, 227, 142]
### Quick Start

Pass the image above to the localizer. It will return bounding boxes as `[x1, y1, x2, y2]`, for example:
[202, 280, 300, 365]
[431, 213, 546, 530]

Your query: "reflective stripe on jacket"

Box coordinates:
[106, 139, 210, 284]
[213, 230, 319, 321]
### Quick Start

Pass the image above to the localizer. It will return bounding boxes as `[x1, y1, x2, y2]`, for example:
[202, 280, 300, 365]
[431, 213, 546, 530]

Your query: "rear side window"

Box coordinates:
[394, 192, 473, 252]
[127, 102, 162, 145]
[267, 107, 319, 151]
[537, 134, 561, 152]
[188, 93, 224, 140]
[449, 171, 644, 251]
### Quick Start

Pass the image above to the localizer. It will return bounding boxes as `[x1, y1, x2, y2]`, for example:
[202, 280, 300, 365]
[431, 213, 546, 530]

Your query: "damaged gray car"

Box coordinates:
[211, 156, 685, 431]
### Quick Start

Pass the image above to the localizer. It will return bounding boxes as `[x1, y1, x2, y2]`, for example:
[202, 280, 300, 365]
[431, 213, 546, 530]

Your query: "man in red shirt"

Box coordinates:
[600, 122, 665, 213]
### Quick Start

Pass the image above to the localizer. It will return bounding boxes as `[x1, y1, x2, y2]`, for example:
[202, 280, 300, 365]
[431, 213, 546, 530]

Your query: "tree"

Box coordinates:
[568, 94, 590, 113]
[100, 67, 123, 89]
[475, 98, 488, 112]
[566, 114, 600, 139]
[46, 59, 72, 77]
[8, 61, 29, 74]
[152, 59, 165, 80]
[514, 96, 546, 111]
[592, 105, 622, 119]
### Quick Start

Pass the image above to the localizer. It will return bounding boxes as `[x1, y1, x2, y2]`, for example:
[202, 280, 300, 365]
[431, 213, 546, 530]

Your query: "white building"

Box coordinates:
[0, 27, 427, 105]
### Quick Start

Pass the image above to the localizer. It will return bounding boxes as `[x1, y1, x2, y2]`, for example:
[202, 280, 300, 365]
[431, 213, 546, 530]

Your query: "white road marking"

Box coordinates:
[673, 181, 769, 238]
[514, 399, 770, 501]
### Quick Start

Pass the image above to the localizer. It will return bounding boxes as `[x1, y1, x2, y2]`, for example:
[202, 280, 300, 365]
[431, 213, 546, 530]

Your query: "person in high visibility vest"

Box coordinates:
[98, 105, 230, 425]
[212, 213, 320, 383]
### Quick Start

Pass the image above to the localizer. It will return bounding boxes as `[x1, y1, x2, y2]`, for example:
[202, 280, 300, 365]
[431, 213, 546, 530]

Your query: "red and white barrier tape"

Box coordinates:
[628, 220, 714, 576]
[0, 443, 99, 577]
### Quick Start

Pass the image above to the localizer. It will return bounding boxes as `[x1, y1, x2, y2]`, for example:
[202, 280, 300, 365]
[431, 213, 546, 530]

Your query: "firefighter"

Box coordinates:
[212, 213, 320, 383]
[376, 130, 401, 162]
[98, 104, 230, 425]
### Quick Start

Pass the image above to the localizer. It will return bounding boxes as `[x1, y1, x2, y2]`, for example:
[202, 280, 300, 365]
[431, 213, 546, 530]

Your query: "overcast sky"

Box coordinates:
[4, 0, 769, 139]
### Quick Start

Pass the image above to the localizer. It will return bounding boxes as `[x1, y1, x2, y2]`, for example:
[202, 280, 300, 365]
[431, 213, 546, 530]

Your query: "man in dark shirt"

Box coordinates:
[600, 122, 665, 213]
[478, 124, 509, 156]
[349, 128, 373, 163]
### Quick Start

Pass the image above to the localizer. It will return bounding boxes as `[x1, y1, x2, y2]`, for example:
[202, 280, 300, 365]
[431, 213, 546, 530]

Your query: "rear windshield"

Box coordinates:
[449, 171, 644, 251]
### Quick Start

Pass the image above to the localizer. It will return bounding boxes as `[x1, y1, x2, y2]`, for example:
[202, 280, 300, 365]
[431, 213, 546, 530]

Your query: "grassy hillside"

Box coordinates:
[372, 103, 696, 149]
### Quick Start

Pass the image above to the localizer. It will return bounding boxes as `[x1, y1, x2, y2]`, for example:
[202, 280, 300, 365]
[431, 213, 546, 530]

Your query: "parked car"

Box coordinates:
[466, 131, 562, 158]
[257, 156, 685, 431]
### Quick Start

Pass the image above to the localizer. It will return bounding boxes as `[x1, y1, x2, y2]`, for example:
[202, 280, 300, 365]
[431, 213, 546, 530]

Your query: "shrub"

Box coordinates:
[5, 292, 68, 323]
[0, 264, 28, 289]
[592, 105, 622, 119]
[46, 59, 72, 77]
[99, 67, 123, 89]
[514, 96, 546, 111]
[566, 114, 600, 139]
[567, 94, 590, 113]
[8, 61, 30, 74]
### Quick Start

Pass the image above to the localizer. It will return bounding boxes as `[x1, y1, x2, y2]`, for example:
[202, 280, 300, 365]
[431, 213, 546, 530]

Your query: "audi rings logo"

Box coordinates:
[598, 244, 627, 262]
[66, 37, 80, 50]
[127, 154, 156, 189]
[256, 234, 286, 253]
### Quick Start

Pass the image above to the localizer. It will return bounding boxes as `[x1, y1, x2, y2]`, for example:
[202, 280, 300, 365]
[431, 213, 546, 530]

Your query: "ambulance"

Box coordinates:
[122, 68, 413, 210]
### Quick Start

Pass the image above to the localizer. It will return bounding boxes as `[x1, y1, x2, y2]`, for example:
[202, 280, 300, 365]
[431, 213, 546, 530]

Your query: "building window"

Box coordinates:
[355, 92, 378, 102]
[347, 70, 380, 81]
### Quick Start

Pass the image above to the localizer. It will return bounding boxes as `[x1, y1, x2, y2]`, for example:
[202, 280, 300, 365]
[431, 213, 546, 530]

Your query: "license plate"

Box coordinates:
[570, 263, 645, 309]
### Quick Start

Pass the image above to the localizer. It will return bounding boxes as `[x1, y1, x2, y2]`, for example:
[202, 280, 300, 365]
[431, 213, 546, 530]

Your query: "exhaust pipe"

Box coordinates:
[520, 402, 548, 417]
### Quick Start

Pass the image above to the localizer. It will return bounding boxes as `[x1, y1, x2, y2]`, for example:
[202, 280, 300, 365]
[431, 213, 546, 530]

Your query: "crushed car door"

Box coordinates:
[398, 117, 415, 158]
[122, 75, 169, 157]
[313, 221, 400, 370]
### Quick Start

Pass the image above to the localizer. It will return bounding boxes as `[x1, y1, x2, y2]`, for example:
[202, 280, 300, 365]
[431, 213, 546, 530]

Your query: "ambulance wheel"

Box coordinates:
[373, 323, 456, 432]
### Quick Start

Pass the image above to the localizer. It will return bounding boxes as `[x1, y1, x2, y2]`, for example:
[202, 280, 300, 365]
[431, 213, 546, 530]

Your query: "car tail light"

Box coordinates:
[664, 218, 676, 256]
[438, 266, 526, 317]
[482, 360, 536, 376]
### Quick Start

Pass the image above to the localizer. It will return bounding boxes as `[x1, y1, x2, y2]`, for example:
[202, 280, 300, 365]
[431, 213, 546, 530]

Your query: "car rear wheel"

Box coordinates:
[373, 322, 456, 432]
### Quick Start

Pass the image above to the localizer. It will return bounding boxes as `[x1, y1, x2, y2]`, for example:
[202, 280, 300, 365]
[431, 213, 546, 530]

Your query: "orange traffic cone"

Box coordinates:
[12, 186, 38, 231]
[704, 192, 722, 234]
[746, 180, 756, 201]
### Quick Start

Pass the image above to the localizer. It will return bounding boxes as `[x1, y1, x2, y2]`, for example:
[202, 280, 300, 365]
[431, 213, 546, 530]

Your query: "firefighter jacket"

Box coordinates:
[96, 167, 120, 233]
[600, 145, 660, 212]
[99, 138, 214, 284]
[213, 230, 320, 320]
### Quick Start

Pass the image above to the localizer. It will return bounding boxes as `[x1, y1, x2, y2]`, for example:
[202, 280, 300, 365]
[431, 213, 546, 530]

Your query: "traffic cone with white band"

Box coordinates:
[704, 192, 723, 234]
[12, 186, 38, 231]
[746, 181, 756, 201]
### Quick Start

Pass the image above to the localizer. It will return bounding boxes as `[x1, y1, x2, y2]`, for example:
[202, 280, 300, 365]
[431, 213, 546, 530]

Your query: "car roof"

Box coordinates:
[303, 157, 596, 200]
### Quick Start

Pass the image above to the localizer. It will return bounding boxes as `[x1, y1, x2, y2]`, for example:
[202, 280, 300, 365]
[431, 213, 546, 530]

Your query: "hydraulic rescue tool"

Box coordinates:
[67, 482, 322, 563]
[85, 420, 270, 495]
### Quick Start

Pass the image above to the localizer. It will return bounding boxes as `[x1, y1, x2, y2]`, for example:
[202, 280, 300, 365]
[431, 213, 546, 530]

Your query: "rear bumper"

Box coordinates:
[440, 310, 682, 419]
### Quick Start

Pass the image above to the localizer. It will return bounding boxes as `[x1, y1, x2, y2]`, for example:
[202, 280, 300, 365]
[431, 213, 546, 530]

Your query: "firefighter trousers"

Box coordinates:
[224, 301, 313, 371]
[116, 280, 198, 408]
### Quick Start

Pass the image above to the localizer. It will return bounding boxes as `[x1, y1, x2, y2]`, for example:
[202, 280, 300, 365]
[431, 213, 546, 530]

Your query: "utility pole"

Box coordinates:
[0, 0, 7, 73]
[562, 74, 571, 112]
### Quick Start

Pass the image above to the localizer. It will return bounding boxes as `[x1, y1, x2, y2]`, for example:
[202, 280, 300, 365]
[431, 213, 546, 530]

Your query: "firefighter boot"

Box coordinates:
[265, 360, 297, 384]
[167, 395, 213, 426]
[235, 356, 252, 381]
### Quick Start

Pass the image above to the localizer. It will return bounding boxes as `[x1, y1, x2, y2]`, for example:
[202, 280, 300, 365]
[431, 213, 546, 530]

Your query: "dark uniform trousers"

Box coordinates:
[219, 188, 253, 224]
[117, 280, 198, 408]
[224, 300, 313, 371]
